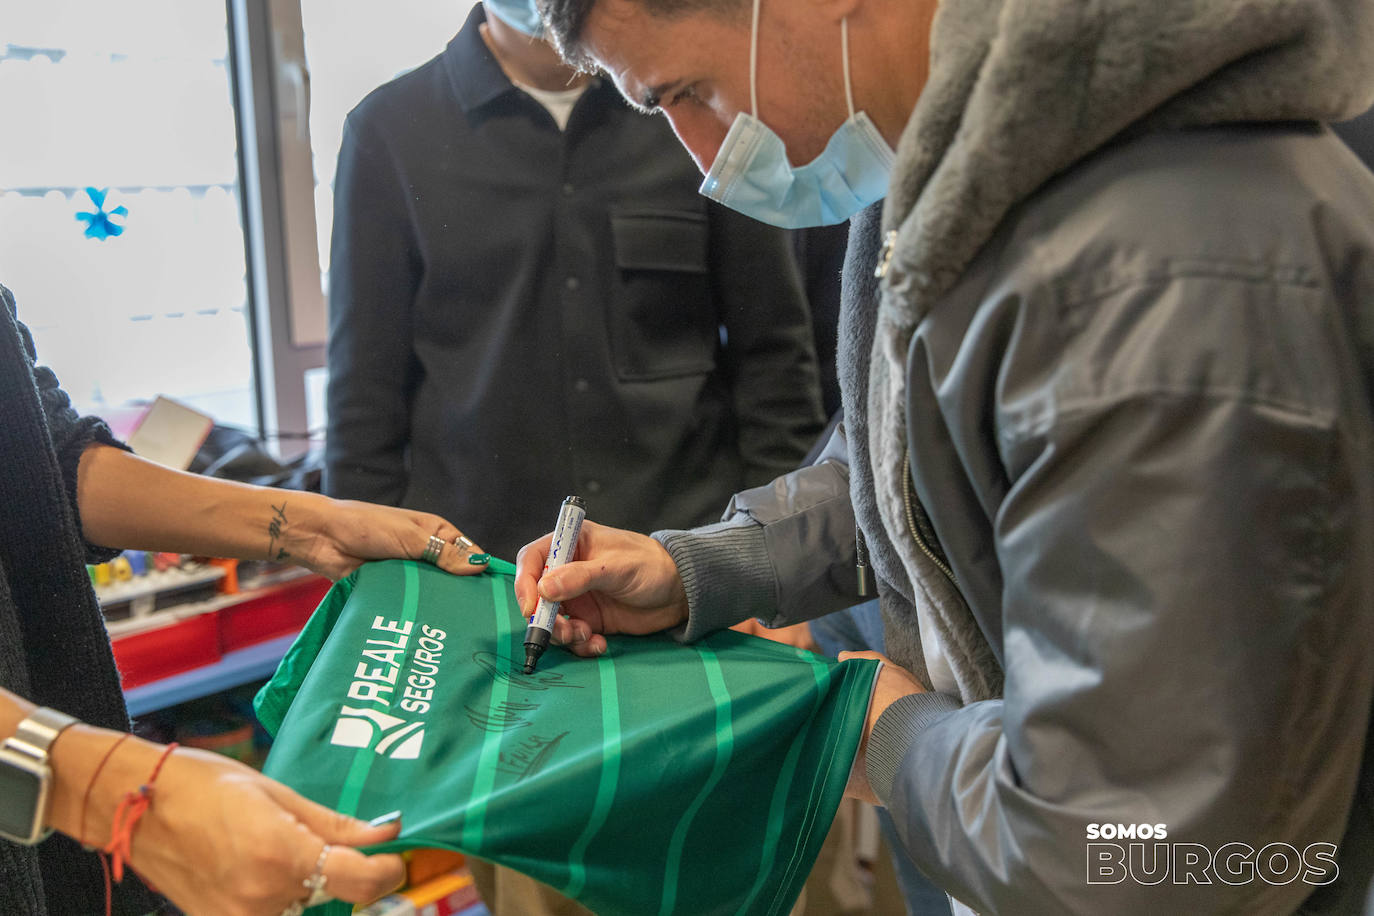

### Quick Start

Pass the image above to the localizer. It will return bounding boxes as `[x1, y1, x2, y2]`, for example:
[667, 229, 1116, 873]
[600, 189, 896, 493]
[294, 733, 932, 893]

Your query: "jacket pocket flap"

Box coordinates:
[611, 210, 709, 273]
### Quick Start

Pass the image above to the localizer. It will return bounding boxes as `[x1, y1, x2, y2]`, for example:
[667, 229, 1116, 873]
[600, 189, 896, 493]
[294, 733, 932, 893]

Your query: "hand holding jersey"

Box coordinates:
[259, 560, 880, 916]
[514, 522, 926, 806]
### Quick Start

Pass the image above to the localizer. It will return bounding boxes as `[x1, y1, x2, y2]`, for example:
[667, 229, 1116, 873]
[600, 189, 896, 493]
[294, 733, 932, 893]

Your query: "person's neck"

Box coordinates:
[851, 0, 937, 149]
[480, 19, 589, 93]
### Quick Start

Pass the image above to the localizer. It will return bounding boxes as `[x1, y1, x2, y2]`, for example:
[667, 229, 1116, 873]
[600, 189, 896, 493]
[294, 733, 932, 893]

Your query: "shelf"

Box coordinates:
[105, 567, 308, 639]
[96, 564, 226, 613]
[116, 574, 330, 714]
[125, 631, 299, 716]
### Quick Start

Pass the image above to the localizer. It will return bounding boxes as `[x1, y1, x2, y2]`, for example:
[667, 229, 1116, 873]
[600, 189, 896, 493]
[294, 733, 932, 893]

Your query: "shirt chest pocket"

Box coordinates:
[609, 209, 717, 381]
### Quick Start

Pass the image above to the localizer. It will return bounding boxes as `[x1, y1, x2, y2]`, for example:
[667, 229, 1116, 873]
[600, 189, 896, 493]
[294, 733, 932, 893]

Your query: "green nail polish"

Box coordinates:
[468, 553, 490, 565]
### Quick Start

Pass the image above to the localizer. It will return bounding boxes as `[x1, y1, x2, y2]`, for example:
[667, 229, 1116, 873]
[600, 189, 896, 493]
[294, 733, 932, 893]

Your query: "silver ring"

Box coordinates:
[420, 534, 445, 565]
[303, 843, 331, 906]
[278, 842, 331, 914]
[453, 535, 474, 551]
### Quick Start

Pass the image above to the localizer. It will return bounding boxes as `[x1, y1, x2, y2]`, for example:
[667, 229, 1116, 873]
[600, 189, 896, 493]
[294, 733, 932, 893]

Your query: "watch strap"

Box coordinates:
[7, 706, 79, 762]
[0, 707, 79, 845]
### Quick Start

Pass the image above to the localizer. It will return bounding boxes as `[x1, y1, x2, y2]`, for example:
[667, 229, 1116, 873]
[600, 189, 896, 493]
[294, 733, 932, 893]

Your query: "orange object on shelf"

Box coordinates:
[205, 557, 240, 594]
[402, 868, 479, 913]
[405, 848, 467, 888]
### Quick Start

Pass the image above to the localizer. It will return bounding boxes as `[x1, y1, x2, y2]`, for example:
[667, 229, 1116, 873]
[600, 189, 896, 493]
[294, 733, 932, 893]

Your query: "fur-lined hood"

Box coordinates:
[849, 0, 1374, 701]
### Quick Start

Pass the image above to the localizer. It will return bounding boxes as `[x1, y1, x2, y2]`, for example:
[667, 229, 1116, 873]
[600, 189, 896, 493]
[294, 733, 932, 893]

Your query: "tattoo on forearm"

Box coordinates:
[267, 501, 290, 561]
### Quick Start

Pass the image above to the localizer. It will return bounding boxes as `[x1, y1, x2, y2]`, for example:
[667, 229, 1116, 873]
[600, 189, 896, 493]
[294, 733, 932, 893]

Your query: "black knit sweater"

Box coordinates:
[0, 285, 163, 914]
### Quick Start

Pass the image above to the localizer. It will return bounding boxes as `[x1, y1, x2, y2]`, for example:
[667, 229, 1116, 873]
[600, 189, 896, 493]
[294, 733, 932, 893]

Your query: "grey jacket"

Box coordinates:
[655, 0, 1374, 912]
[877, 123, 1374, 915]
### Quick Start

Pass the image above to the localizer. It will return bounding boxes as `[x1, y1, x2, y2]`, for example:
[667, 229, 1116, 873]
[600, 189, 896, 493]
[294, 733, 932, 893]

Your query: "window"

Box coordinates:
[0, 1, 256, 429]
[0, 0, 480, 448]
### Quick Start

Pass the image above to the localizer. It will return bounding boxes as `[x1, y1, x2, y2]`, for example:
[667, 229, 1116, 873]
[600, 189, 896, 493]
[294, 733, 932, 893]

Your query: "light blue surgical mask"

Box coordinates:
[485, 0, 545, 37]
[699, 1, 894, 229]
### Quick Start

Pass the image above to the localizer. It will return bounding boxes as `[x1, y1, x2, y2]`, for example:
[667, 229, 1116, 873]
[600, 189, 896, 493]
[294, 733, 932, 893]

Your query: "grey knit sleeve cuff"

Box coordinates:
[652, 520, 776, 643]
[867, 691, 962, 804]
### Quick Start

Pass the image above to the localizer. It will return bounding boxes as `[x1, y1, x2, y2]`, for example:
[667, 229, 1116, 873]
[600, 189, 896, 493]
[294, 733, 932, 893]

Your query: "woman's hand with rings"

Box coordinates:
[278, 842, 336, 915]
[298, 494, 488, 579]
[104, 742, 405, 915]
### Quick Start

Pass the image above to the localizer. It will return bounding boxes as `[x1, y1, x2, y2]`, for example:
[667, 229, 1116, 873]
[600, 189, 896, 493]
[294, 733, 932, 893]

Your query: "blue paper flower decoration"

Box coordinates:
[75, 187, 128, 240]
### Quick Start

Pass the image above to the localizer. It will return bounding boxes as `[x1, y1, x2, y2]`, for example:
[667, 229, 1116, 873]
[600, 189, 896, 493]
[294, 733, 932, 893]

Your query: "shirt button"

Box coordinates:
[574, 378, 590, 393]
[565, 276, 580, 291]
[585, 479, 602, 494]
[562, 183, 575, 196]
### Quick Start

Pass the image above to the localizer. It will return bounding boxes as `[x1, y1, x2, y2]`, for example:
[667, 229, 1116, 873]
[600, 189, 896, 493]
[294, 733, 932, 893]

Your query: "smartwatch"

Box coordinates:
[0, 707, 79, 845]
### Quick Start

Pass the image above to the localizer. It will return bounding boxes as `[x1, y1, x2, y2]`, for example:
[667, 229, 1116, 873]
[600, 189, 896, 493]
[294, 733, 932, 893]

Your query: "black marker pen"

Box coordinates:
[523, 495, 587, 674]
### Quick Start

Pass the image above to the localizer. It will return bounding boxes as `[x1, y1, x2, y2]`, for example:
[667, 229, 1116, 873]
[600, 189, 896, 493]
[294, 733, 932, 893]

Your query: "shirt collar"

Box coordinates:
[444, 4, 603, 115]
[444, 4, 515, 114]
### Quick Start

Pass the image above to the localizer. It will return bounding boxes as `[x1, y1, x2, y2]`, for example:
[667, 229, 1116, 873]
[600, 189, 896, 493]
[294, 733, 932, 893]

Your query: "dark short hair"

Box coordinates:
[537, 0, 746, 72]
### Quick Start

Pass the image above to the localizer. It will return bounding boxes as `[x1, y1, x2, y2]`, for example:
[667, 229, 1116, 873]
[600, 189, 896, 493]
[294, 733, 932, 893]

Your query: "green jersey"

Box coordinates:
[256, 560, 878, 916]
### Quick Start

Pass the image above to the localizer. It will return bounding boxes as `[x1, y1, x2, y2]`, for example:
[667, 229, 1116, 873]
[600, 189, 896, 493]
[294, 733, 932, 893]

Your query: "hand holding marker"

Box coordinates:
[523, 496, 587, 673]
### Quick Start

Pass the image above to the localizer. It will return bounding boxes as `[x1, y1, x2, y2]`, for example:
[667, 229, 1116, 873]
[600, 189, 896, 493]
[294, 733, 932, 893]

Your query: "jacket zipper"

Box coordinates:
[855, 525, 872, 597]
[869, 227, 964, 596]
[902, 448, 959, 585]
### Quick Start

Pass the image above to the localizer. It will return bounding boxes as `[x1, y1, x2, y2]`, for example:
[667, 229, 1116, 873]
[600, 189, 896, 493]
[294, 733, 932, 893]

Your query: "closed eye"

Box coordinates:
[665, 84, 700, 107]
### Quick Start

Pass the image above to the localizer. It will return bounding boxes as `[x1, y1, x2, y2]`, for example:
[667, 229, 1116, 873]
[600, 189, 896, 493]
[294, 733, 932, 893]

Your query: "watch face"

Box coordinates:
[0, 759, 43, 839]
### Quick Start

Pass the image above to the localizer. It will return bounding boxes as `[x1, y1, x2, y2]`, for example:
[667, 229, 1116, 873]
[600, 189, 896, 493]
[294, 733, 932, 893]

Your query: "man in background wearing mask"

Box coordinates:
[325, 3, 825, 575]
[517, 0, 1374, 912]
[323, 2, 827, 911]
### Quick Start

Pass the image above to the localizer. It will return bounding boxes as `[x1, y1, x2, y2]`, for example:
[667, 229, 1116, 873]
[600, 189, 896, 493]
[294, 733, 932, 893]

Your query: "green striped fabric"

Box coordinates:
[255, 560, 879, 916]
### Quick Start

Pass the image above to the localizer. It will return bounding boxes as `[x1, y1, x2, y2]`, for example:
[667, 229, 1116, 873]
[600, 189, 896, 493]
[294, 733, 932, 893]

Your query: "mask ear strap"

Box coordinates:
[750, 0, 761, 116]
[841, 17, 855, 118]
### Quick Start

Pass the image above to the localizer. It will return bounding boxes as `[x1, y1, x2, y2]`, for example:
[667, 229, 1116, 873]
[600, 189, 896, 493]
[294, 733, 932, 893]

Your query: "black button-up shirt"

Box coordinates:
[324, 5, 824, 559]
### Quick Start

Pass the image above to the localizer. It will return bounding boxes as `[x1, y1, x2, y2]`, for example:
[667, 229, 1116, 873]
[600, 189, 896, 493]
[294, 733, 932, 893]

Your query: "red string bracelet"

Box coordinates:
[94, 741, 179, 915]
[103, 741, 178, 883]
[81, 732, 132, 850]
